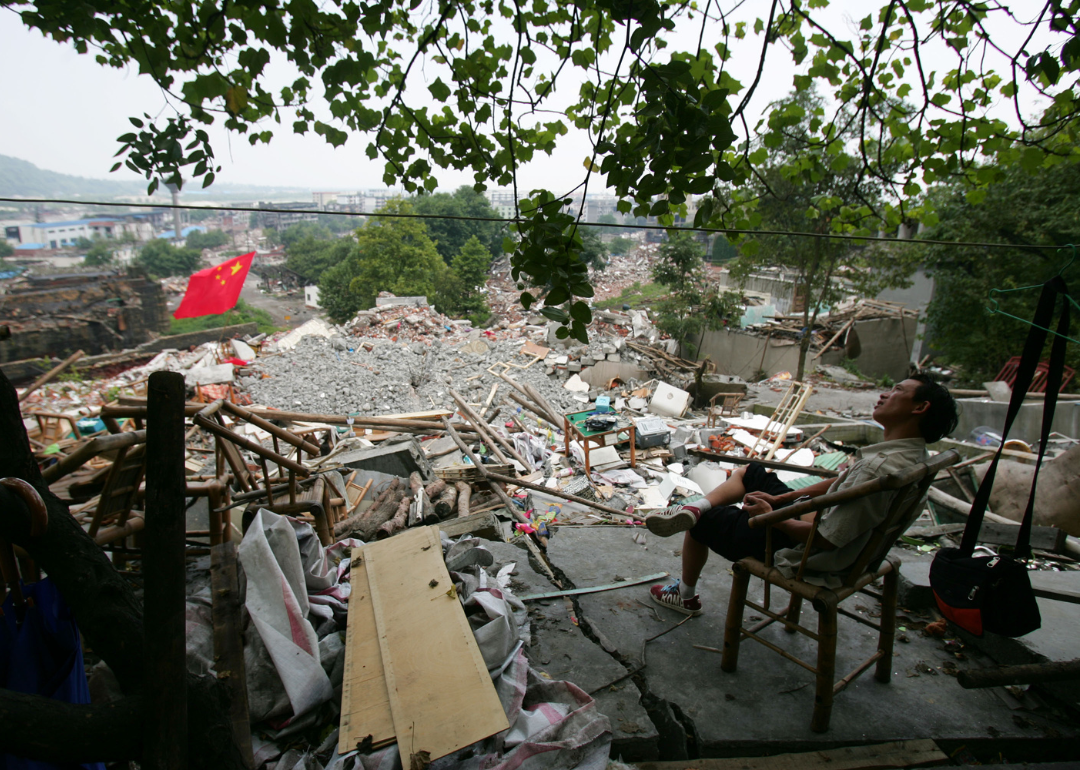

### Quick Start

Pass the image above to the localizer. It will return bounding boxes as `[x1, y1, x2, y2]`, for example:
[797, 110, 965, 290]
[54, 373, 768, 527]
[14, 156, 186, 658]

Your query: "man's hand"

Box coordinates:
[742, 492, 774, 519]
[743, 491, 781, 511]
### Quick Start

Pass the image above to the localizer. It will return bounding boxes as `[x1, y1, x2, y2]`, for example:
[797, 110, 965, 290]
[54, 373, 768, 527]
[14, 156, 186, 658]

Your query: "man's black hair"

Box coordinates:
[910, 373, 959, 443]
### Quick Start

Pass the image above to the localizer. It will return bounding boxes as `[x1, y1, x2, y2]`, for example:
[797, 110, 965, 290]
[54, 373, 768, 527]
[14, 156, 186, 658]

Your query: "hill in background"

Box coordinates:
[0, 154, 147, 198]
[0, 154, 313, 201]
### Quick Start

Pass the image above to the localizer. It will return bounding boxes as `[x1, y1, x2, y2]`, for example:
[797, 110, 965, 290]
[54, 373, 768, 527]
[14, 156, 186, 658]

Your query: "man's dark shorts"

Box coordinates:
[688, 463, 797, 562]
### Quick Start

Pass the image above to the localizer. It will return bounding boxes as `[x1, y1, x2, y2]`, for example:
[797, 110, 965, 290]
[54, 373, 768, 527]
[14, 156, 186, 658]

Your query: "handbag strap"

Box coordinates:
[1014, 290, 1070, 559]
[959, 278, 1066, 556]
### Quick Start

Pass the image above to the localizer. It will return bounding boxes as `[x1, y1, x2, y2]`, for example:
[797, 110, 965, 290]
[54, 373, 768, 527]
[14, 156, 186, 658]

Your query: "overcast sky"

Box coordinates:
[0, 3, 1054, 197]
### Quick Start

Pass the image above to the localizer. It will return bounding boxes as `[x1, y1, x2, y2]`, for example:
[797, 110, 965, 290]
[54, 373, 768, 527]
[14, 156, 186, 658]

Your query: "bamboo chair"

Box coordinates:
[718, 449, 961, 732]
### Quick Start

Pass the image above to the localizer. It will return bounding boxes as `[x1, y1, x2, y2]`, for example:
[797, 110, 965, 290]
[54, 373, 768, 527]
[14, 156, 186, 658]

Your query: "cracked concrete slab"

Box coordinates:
[483, 540, 660, 760]
[546, 527, 1079, 758]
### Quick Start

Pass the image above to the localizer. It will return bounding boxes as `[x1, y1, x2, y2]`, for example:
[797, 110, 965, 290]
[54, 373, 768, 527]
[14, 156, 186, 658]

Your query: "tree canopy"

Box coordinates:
[411, 186, 505, 264]
[433, 235, 494, 322]
[83, 238, 116, 266]
[136, 238, 202, 277]
[724, 88, 920, 379]
[652, 230, 741, 353]
[11, 0, 1080, 340]
[185, 228, 230, 250]
[287, 236, 355, 286]
[318, 200, 447, 322]
[921, 158, 1080, 384]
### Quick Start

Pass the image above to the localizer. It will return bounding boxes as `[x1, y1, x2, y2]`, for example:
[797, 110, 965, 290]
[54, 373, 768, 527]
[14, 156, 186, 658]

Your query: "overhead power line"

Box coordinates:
[0, 195, 1062, 252]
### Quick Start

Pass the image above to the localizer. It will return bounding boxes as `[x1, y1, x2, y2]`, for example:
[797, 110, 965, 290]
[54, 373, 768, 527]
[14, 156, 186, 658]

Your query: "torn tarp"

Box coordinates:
[238, 509, 334, 724]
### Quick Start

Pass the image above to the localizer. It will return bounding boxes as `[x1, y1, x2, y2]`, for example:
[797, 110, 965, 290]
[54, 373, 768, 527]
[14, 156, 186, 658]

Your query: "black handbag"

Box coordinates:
[930, 277, 1071, 637]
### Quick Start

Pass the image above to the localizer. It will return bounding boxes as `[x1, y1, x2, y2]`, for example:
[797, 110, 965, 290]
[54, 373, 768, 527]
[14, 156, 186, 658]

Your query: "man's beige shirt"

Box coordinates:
[773, 438, 928, 587]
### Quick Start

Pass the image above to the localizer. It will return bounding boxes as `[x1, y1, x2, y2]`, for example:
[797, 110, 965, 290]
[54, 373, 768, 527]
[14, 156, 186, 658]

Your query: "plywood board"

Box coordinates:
[337, 552, 396, 754]
[364, 526, 509, 762]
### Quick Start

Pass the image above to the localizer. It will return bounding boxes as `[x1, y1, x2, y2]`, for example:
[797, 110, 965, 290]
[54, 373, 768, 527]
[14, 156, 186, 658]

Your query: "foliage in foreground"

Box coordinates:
[168, 298, 278, 336]
[16, 0, 1080, 342]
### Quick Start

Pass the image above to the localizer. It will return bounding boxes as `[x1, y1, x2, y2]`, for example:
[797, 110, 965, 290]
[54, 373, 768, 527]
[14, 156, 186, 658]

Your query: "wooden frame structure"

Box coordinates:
[746, 381, 812, 461]
[714, 450, 960, 732]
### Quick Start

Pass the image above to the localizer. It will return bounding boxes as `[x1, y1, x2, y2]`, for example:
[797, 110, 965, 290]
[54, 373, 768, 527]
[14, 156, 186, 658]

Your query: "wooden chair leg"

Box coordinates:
[811, 595, 838, 733]
[721, 564, 752, 673]
[785, 595, 803, 633]
[876, 561, 900, 683]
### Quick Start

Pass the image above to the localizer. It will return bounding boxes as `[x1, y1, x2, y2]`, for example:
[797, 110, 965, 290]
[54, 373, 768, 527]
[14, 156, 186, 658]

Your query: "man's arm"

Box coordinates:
[742, 496, 837, 550]
[742, 476, 836, 518]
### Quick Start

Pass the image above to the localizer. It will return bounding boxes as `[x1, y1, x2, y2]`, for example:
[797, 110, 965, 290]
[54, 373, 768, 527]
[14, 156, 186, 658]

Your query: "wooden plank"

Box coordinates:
[635, 739, 948, 770]
[363, 526, 509, 763]
[338, 549, 397, 754]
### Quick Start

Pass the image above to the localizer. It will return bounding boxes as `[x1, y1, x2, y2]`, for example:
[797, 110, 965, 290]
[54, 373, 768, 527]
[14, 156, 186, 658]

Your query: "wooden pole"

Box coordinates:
[449, 389, 528, 467]
[506, 390, 556, 425]
[442, 419, 534, 532]
[497, 373, 562, 425]
[209, 541, 254, 769]
[194, 414, 310, 476]
[18, 349, 84, 402]
[484, 471, 632, 518]
[143, 371, 188, 770]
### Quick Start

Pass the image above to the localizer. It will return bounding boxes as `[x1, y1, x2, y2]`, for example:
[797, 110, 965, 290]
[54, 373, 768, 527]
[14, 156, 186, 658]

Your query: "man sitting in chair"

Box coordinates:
[645, 375, 958, 615]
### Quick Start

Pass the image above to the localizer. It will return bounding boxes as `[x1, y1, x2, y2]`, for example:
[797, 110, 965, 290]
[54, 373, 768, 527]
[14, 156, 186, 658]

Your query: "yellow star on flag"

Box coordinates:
[230, 261, 242, 275]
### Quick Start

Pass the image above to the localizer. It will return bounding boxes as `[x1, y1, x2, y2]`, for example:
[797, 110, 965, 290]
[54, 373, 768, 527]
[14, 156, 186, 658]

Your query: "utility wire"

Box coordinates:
[0, 195, 1062, 252]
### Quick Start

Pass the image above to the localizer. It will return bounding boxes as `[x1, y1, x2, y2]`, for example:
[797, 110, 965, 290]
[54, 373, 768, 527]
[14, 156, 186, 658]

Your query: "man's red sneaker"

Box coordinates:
[649, 581, 702, 616]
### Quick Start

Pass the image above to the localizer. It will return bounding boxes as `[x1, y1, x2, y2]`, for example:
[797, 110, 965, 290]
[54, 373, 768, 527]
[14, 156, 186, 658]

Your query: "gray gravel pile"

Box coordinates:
[243, 332, 599, 419]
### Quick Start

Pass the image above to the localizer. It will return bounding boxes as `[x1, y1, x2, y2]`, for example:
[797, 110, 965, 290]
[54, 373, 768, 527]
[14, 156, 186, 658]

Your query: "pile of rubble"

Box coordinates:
[11, 280, 1080, 770]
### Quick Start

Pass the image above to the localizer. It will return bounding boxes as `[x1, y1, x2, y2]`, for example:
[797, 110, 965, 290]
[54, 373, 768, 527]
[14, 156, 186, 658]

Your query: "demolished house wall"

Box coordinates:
[846, 316, 919, 382]
[696, 328, 844, 379]
[696, 316, 916, 382]
[954, 398, 1080, 445]
[0, 273, 170, 363]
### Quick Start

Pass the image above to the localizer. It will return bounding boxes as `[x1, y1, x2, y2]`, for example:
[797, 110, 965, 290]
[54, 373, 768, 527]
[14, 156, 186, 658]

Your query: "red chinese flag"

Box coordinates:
[173, 252, 255, 319]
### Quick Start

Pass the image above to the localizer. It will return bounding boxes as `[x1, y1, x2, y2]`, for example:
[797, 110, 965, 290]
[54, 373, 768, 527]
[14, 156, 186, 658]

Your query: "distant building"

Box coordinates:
[9, 213, 161, 248]
[253, 202, 320, 230]
[486, 190, 518, 219]
[313, 192, 341, 209]
[305, 285, 321, 308]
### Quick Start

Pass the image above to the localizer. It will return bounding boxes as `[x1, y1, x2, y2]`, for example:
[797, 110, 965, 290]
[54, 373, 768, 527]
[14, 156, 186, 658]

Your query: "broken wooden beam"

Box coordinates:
[957, 659, 1080, 689]
[18, 349, 84, 403]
